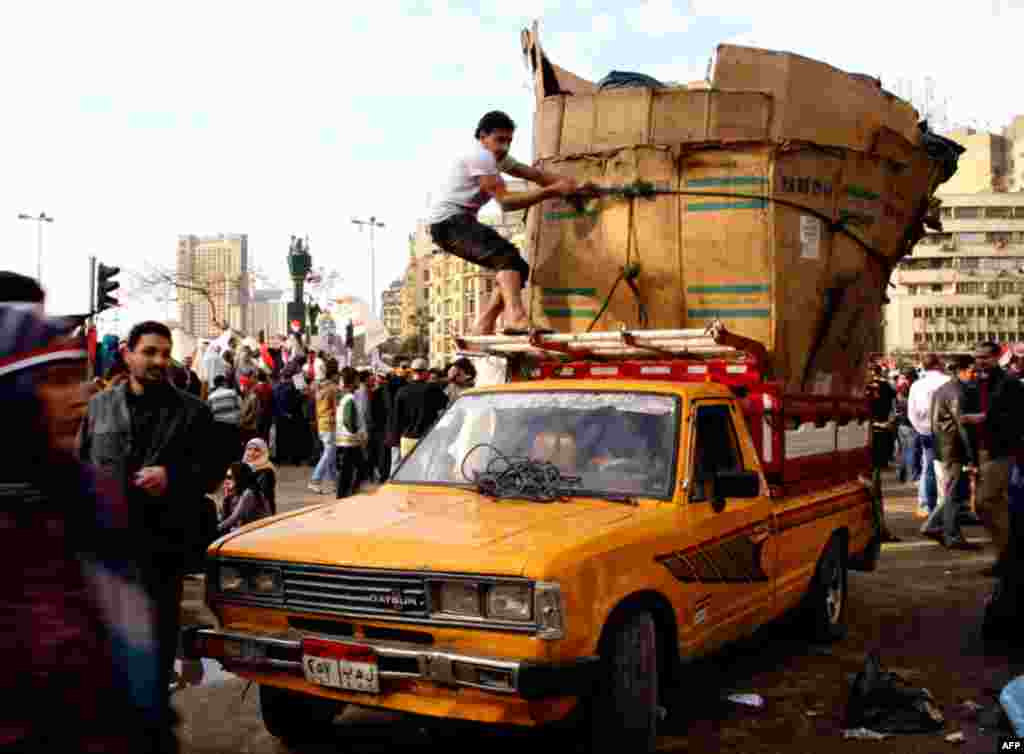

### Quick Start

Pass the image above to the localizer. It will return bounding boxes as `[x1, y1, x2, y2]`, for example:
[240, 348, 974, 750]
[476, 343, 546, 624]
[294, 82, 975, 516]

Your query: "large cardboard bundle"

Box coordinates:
[519, 27, 957, 395]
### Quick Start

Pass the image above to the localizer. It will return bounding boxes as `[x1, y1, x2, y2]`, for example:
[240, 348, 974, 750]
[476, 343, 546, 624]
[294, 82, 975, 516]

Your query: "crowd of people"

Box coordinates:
[870, 344, 1024, 587]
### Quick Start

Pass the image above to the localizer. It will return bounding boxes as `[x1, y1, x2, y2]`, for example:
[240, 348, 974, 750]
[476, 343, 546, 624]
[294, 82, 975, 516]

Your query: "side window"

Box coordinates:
[689, 404, 743, 503]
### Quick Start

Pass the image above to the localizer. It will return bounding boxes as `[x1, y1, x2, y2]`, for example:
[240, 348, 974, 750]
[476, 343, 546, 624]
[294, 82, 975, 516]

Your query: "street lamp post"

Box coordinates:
[17, 212, 54, 284]
[352, 216, 384, 317]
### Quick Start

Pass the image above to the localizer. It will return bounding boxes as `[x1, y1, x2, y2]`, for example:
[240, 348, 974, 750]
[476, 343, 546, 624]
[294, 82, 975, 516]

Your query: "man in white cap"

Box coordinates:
[390, 358, 449, 459]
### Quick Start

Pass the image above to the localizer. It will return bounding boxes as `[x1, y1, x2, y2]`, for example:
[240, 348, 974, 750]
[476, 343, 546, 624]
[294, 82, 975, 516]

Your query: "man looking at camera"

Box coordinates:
[80, 320, 219, 696]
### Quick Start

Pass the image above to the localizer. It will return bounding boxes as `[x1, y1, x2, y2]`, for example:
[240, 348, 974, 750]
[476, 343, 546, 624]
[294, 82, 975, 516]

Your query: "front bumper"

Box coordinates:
[181, 624, 599, 702]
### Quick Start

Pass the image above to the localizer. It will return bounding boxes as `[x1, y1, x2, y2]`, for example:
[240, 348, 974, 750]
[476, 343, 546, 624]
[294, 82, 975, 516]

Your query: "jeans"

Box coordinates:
[311, 432, 337, 483]
[897, 425, 920, 483]
[918, 435, 938, 513]
[975, 451, 1011, 563]
[1010, 462, 1024, 517]
[923, 460, 964, 544]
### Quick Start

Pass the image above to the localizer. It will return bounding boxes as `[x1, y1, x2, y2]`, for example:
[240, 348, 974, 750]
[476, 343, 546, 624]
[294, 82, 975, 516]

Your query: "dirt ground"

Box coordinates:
[176, 469, 1023, 754]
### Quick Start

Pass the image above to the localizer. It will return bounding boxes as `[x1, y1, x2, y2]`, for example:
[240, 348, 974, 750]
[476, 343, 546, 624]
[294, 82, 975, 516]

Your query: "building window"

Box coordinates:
[940, 206, 953, 218]
[914, 333, 924, 343]
[924, 308, 933, 317]
[957, 332, 966, 343]
[925, 333, 934, 342]
[906, 285, 918, 295]
[956, 307, 965, 317]
[913, 308, 922, 318]
[966, 307, 976, 317]
[1001, 332, 1010, 342]
[986, 207, 1014, 219]
[931, 284, 943, 294]
[956, 207, 982, 219]
[1015, 207, 1024, 219]
[1010, 308, 1018, 317]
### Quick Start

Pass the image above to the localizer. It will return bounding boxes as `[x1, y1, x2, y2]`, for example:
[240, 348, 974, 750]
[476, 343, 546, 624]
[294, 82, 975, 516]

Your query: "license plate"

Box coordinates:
[302, 655, 380, 693]
[301, 638, 379, 694]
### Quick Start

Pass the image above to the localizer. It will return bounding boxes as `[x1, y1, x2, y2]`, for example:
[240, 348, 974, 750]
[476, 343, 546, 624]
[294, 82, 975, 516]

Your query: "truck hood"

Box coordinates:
[215, 484, 636, 576]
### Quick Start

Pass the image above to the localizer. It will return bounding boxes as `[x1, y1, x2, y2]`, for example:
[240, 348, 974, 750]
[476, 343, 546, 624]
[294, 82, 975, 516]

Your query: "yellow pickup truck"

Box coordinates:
[185, 331, 878, 752]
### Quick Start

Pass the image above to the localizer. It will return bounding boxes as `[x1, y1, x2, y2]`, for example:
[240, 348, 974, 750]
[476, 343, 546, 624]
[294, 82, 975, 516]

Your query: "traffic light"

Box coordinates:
[95, 263, 120, 314]
[345, 320, 354, 349]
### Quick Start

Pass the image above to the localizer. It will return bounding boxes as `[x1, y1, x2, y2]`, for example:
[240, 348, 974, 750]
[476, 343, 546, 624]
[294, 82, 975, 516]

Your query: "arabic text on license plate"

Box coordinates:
[303, 655, 380, 693]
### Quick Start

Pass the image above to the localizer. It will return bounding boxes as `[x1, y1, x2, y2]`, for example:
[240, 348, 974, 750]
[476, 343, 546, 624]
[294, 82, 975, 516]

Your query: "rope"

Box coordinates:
[571, 179, 889, 267]
[587, 263, 645, 332]
[460, 443, 581, 502]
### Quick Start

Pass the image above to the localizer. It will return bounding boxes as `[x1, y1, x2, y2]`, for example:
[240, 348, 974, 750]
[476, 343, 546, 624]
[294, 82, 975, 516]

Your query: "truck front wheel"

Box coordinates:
[259, 684, 343, 744]
[587, 610, 659, 753]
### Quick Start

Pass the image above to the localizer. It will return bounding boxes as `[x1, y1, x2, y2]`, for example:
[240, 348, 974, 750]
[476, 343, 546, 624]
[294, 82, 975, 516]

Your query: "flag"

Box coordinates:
[332, 296, 389, 353]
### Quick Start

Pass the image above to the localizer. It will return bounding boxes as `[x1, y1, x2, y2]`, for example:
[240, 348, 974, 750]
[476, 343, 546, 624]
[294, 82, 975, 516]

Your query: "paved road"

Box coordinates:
[174, 469, 1024, 753]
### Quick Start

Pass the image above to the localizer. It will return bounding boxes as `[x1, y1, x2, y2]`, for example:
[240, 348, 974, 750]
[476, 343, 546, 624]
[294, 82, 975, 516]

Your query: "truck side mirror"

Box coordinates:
[712, 470, 761, 511]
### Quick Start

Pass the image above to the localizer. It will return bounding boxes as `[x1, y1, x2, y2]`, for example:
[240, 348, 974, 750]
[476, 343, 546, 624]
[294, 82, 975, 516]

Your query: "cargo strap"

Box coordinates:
[568, 179, 890, 268]
[587, 262, 647, 332]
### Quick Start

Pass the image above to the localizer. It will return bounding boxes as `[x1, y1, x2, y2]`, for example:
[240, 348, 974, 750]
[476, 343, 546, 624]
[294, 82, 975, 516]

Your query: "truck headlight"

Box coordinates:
[534, 582, 565, 640]
[251, 567, 282, 595]
[219, 565, 246, 593]
[485, 584, 532, 621]
[438, 582, 482, 617]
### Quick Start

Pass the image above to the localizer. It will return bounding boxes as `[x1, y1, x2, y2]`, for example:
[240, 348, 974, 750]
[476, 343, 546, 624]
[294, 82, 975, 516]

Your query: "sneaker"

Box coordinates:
[307, 482, 322, 494]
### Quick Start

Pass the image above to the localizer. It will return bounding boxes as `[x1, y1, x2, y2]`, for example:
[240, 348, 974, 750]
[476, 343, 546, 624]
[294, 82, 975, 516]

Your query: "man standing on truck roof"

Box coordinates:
[426, 110, 591, 335]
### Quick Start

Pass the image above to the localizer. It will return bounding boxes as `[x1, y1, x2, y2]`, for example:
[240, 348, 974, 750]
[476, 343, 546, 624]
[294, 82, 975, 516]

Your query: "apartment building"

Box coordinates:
[381, 279, 403, 337]
[885, 193, 1024, 354]
[176, 233, 249, 337]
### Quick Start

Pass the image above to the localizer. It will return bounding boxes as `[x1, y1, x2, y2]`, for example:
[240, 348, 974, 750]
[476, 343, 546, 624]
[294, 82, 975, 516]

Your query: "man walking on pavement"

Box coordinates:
[867, 364, 900, 543]
[922, 355, 983, 551]
[970, 341, 1024, 576]
[391, 358, 449, 459]
[427, 110, 590, 335]
[909, 353, 950, 518]
[80, 321, 220, 699]
[369, 370, 392, 481]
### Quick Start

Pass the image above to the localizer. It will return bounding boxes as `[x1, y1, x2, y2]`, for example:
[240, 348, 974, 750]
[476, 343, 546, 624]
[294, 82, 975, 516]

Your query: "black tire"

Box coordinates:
[258, 684, 342, 744]
[587, 610, 659, 753]
[806, 535, 848, 642]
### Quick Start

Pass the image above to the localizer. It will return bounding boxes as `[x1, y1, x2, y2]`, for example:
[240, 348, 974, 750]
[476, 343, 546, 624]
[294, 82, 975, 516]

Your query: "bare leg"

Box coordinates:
[496, 270, 529, 332]
[472, 286, 504, 336]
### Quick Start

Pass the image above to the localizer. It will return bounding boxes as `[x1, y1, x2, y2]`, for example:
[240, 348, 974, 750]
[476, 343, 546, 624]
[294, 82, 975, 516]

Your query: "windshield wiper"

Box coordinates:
[560, 487, 639, 506]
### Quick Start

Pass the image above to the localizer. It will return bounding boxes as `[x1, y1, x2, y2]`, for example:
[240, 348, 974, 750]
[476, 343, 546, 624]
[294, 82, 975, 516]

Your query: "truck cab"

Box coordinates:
[185, 328, 877, 752]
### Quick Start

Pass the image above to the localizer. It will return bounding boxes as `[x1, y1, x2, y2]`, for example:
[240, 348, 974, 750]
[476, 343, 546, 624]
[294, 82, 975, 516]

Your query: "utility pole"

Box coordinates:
[17, 211, 54, 287]
[352, 216, 384, 316]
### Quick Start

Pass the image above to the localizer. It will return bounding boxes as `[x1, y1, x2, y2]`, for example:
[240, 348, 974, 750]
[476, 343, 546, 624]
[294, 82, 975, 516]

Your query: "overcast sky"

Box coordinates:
[2, 0, 1021, 326]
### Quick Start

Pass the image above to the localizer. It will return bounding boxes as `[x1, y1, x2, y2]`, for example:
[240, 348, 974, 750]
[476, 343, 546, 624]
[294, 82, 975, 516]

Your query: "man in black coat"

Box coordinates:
[80, 321, 221, 697]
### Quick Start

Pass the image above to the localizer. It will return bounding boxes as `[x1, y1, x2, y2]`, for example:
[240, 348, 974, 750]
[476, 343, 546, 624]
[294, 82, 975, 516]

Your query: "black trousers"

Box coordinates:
[336, 446, 363, 499]
[370, 431, 391, 481]
[139, 557, 186, 695]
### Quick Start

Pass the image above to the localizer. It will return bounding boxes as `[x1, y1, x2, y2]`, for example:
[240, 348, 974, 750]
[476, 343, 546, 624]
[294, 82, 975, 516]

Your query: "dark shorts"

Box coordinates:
[430, 214, 529, 287]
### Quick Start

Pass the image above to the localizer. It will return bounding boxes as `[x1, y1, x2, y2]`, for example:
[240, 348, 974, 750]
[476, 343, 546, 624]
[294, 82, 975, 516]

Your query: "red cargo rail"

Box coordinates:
[456, 326, 872, 496]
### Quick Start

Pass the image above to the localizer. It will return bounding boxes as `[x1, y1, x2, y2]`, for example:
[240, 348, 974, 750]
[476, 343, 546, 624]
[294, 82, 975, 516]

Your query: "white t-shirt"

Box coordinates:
[426, 143, 526, 225]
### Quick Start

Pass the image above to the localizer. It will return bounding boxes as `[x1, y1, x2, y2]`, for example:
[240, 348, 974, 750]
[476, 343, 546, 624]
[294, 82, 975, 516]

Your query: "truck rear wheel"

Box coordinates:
[259, 684, 343, 744]
[806, 535, 848, 642]
[587, 610, 659, 753]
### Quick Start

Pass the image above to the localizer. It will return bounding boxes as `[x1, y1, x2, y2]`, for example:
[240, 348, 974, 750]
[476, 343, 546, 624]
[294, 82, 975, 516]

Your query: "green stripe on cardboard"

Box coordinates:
[544, 209, 601, 221]
[686, 176, 767, 188]
[687, 199, 767, 212]
[542, 288, 597, 297]
[688, 308, 771, 318]
[846, 185, 881, 201]
[686, 284, 770, 294]
[544, 308, 599, 318]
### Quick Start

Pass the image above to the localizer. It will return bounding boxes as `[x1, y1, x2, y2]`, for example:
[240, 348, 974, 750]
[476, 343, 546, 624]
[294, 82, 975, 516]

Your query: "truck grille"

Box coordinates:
[281, 565, 429, 617]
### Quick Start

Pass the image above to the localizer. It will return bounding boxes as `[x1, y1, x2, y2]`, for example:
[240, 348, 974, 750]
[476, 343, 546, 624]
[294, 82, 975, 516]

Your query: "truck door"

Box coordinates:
[677, 399, 776, 648]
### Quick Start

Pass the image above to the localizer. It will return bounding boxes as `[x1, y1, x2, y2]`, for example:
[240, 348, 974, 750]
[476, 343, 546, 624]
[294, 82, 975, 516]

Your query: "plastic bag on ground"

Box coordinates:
[1000, 676, 1024, 736]
[844, 651, 945, 734]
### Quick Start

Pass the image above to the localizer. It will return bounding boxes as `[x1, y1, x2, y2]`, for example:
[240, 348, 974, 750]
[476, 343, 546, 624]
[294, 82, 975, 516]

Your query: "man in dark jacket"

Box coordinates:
[972, 341, 1024, 575]
[80, 320, 220, 700]
[867, 364, 899, 543]
[923, 354, 982, 550]
[391, 358, 449, 459]
[369, 370, 393, 481]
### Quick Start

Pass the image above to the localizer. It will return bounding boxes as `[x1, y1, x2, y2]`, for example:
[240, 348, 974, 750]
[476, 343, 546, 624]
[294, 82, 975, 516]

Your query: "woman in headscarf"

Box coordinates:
[0, 305, 176, 753]
[218, 462, 271, 533]
[243, 437, 277, 515]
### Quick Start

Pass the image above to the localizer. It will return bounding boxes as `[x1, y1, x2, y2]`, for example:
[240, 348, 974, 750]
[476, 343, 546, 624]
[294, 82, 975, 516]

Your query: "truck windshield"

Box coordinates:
[391, 391, 679, 499]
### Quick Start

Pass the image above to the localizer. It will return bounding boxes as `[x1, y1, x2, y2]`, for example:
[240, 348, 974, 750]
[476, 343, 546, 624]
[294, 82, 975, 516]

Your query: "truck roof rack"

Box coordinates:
[456, 322, 764, 362]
